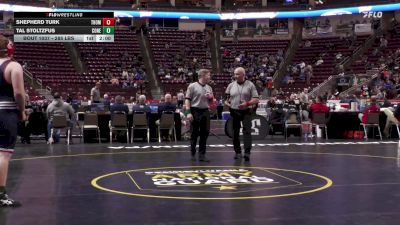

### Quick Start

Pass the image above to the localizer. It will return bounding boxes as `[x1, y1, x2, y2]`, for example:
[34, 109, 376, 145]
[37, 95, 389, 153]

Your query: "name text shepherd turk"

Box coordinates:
[15, 20, 60, 25]
[48, 13, 83, 18]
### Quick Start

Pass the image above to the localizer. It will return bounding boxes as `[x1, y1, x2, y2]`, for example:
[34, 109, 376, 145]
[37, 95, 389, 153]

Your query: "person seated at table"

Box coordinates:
[132, 94, 150, 114]
[103, 94, 111, 110]
[381, 98, 392, 108]
[157, 93, 177, 141]
[381, 102, 400, 138]
[158, 93, 177, 115]
[309, 96, 330, 121]
[110, 95, 129, 114]
[358, 96, 380, 124]
[46, 92, 75, 144]
[109, 95, 129, 142]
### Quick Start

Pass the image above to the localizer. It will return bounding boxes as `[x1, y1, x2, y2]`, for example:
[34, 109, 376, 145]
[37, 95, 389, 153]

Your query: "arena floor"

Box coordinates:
[3, 137, 400, 225]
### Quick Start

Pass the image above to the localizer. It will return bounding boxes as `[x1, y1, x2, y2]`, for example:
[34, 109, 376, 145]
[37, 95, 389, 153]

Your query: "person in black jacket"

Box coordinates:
[110, 95, 129, 114]
[132, 94, 150, 114]
[157, 94, 177, 140]
[158, 94, 176, 115]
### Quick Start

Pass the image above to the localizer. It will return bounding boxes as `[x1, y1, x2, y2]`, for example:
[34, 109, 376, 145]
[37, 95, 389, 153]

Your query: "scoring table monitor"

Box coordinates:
[13, 12, 115, 42]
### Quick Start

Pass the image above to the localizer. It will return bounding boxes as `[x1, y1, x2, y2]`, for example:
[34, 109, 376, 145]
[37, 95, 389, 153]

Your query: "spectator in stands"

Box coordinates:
[304, 40, 312, 48]
[315, 57, 324, 66]
[110, 95, 129, 114]
[90, 82, 101, 103]
[336, 52, 343, 61]
[122, 69, 128, 79]
[271, 88, 279, 97]
[380, 37, 388, 50]
[305, 65, 313, 85]
[122, 81, 129, 89]
[376, 89, 385, 100]
[104, 68, 111, 79]
[46, 92, 75, 144]
[22, 61, 28, 69]
[265, 78, 274, 97]
[111, 77, 119, 86]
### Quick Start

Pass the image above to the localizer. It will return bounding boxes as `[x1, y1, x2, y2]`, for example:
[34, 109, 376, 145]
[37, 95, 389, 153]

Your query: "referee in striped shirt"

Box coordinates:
[225, 67, 259, 161]
[185, 69, 213, 162]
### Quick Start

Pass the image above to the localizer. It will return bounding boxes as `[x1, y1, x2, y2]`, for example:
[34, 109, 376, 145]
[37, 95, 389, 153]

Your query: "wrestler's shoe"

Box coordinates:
[0, 194, 21, 207]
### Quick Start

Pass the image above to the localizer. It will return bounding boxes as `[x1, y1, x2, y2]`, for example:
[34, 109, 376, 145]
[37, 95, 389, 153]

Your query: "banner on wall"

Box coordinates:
[275, 28, 289, 35]
[303, 26, 332, 37]
[354, 23, 372, 33]
[317, 25, 333, 34]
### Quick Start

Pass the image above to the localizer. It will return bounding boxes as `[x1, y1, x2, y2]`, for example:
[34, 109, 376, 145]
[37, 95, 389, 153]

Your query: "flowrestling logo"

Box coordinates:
[91, 166, 333, 200]
[362, 11, 383, 18]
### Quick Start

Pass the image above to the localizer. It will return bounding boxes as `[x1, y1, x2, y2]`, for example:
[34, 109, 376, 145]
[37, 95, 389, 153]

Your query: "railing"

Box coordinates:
[272, 31, 301, 88]
[311, 26, 381, 97]
[342, 30, 379, 69]
[339, 72, 379, 97]
[23, 68, 52, 94]
[309, 75, 338, 97]
[339, 70, 379, 96]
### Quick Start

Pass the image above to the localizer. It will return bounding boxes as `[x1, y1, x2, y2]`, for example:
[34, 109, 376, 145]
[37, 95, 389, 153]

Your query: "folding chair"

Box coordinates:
[389, 124, 400, 139]
[269, 108, 285, 137]
[360, 112, 382, 140]
[50, 114, 71, 145]
[311, 112, 329, 140]
[109, 112, 129, 144]
[131, 111, 149, 143]
[158, 111, 176, 143]
[82, 112, 101, 143]
[285, 110, 302, 140]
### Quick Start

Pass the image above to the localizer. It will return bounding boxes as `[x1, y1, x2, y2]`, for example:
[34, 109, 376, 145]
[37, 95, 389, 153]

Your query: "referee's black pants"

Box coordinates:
[190, 108, 210, 156]
[229, 108, 252, 154]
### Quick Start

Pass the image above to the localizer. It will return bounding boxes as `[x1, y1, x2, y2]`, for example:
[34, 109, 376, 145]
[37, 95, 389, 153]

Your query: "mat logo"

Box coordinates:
[92, 166, 332, 199]
[146, 168, 274, 186]
[128, 166, 302, 193]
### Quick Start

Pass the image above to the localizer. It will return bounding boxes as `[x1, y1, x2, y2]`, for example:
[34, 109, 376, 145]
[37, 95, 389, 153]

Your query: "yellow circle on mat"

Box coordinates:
[91, 166, 333, 200]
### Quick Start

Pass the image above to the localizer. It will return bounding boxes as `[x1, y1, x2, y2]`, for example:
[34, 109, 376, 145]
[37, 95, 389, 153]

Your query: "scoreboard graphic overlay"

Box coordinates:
[13, 12, 115, 42]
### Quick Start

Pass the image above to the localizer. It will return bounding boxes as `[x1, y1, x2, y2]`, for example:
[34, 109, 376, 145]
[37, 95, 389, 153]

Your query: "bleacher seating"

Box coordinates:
[76, 29, 148, 98]
[218, 39, 290, 97]
[350, 29, 400, 75]
[149, 29, 211, 95]
[281, 35, 368, 93]
[14, 29, 147, 100]
[14, 42, 82, 97]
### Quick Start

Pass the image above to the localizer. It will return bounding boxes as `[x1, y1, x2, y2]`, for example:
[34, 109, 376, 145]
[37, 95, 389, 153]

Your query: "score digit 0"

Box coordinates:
[102, 18, 115, 26]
